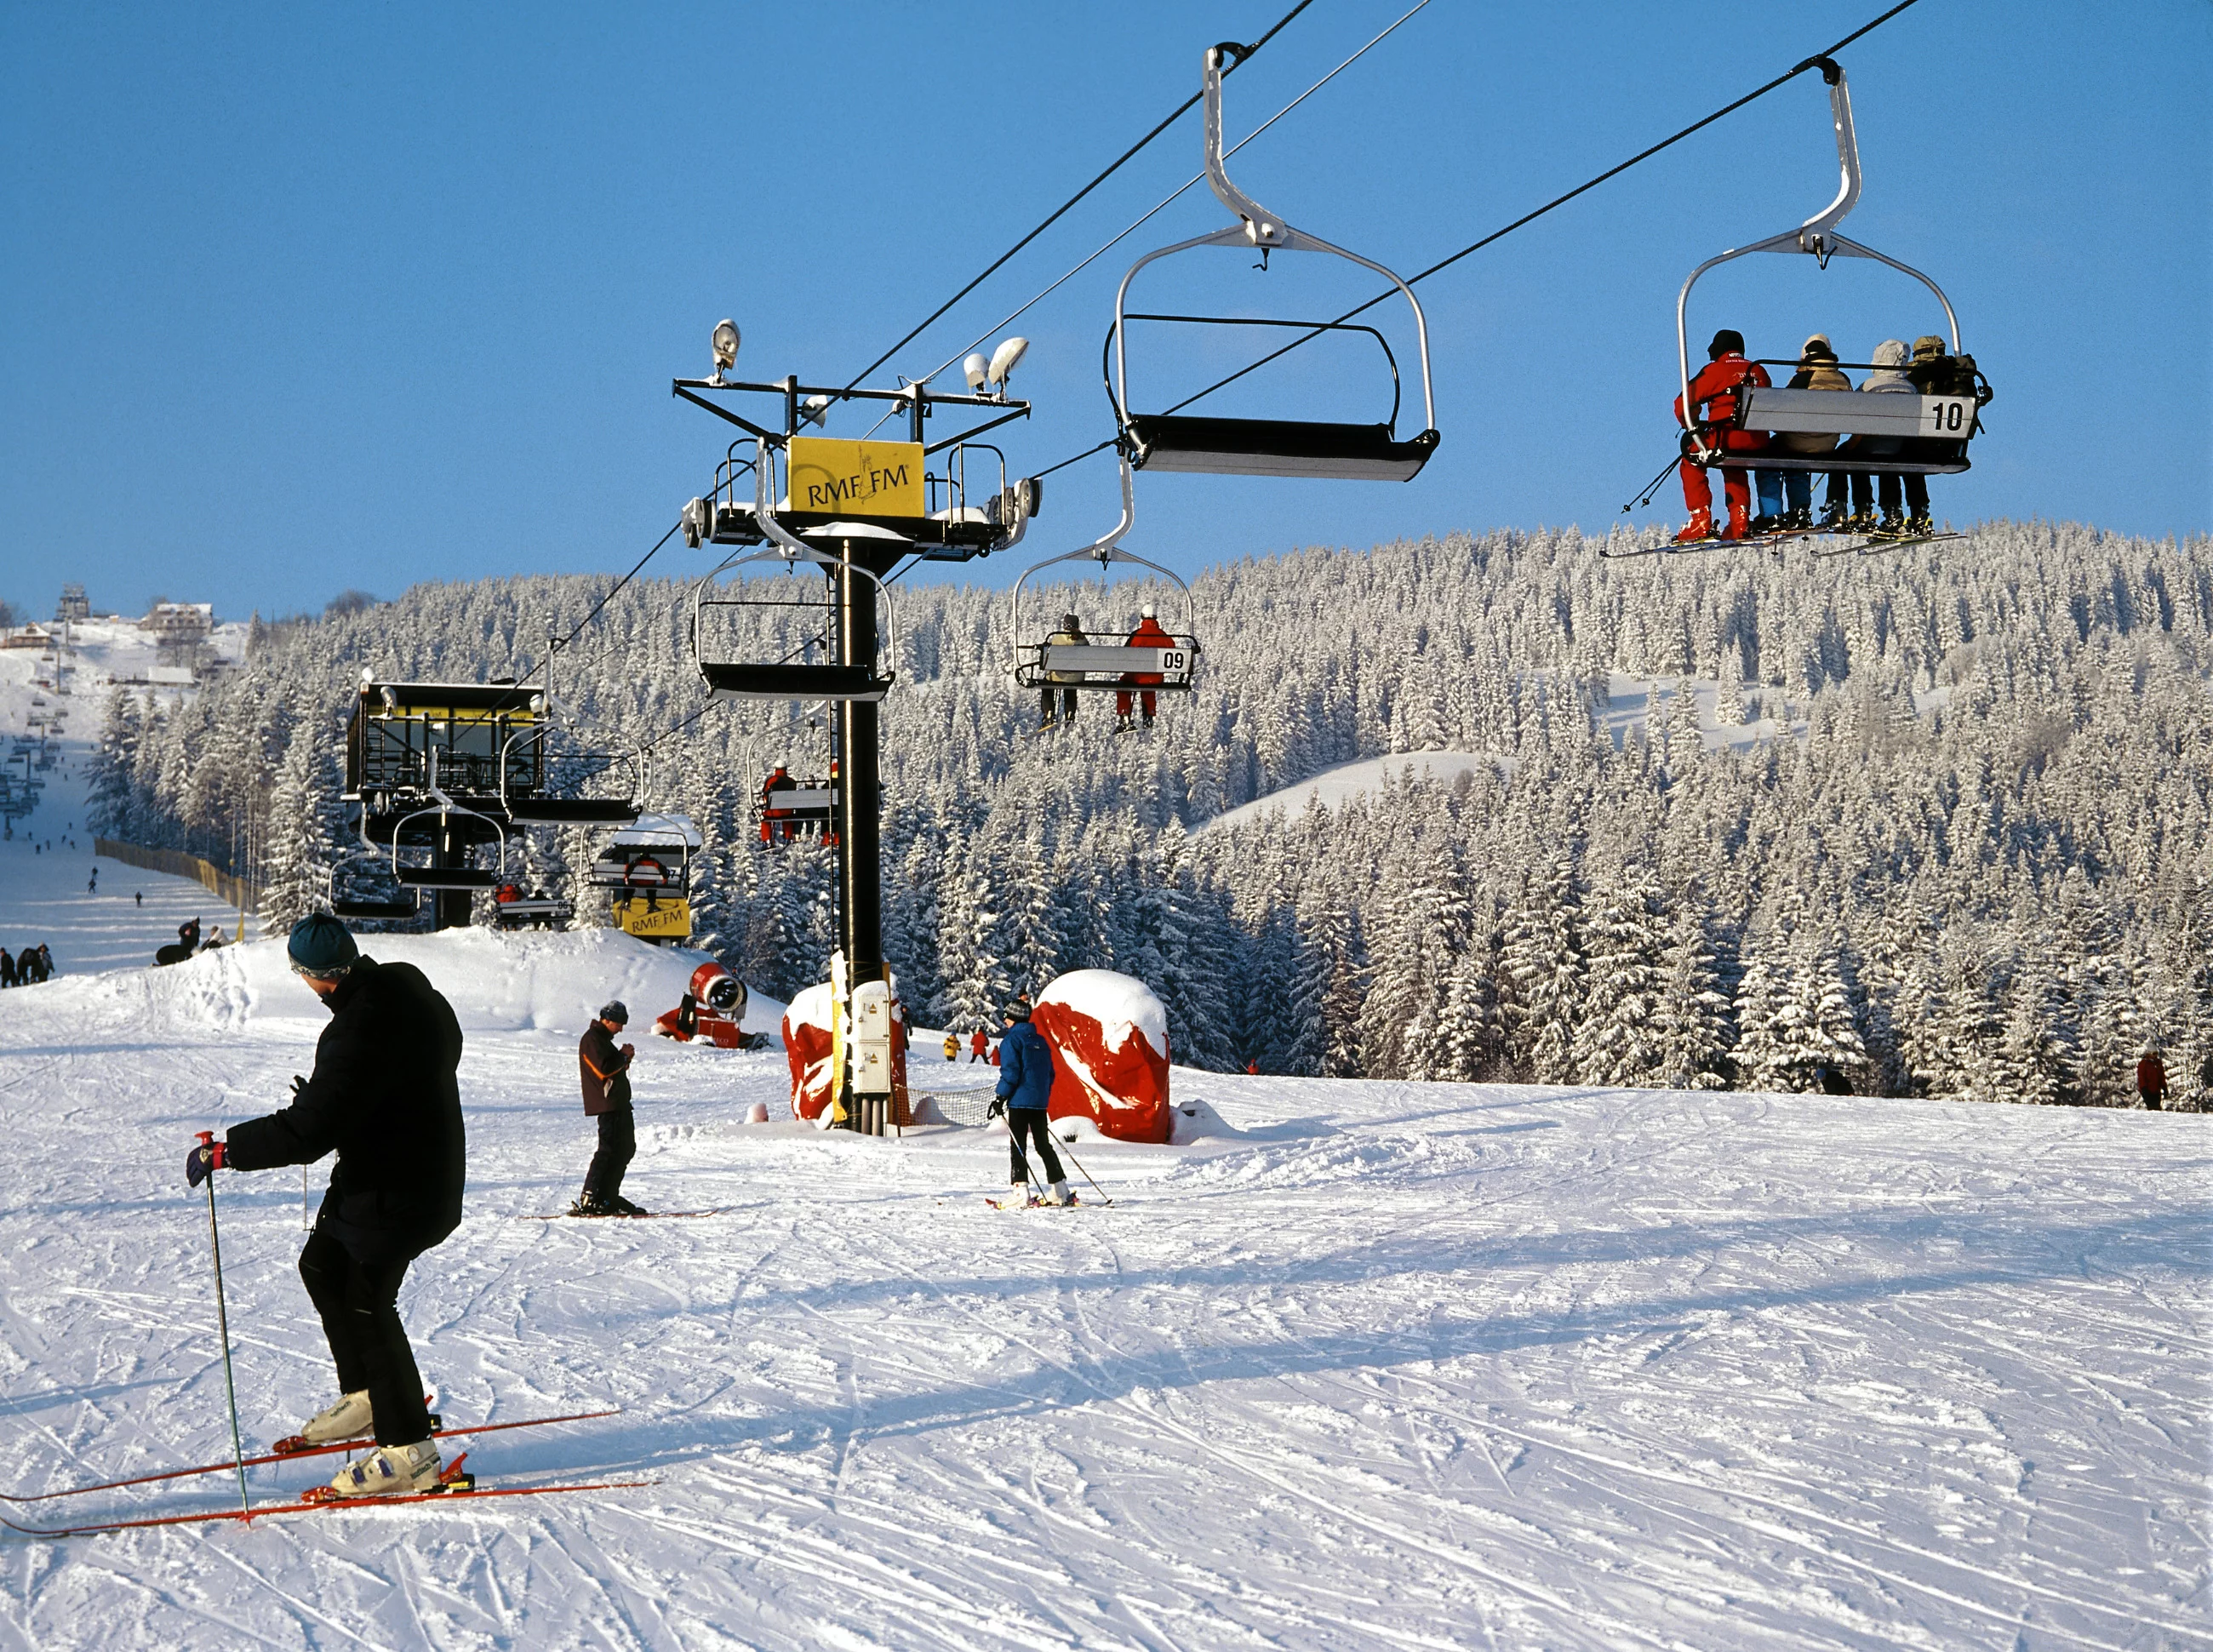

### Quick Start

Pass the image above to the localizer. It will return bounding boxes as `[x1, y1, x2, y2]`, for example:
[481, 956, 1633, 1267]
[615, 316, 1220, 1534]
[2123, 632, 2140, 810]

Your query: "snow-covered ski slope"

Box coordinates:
[3, 939, 2206, 1646]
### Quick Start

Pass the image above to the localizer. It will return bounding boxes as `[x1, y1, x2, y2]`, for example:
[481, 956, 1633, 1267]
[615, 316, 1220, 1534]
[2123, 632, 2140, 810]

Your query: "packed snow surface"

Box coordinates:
[1201, 751, 1504, 832]
[1, 918, 2205, 1648]
[4, 641, 2210, 1648]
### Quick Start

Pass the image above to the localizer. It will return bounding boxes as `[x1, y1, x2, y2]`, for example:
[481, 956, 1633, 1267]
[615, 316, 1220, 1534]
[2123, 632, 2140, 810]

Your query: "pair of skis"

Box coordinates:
[1, 1408, 643, 1538]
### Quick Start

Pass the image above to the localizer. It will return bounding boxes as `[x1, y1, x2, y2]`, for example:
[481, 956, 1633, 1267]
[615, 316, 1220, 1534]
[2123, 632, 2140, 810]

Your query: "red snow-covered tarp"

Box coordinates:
[783, 983, 836, 1121]
[1032, 970, 1172, 1143]
[781, 982, 914, 1125]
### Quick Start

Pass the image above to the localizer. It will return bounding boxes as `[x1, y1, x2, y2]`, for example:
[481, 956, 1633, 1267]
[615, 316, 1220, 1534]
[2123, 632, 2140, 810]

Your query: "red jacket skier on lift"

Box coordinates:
[760, 763, 798, 843]
[1117, 605, 1174, 730]
[1673, 329, 1771, 542]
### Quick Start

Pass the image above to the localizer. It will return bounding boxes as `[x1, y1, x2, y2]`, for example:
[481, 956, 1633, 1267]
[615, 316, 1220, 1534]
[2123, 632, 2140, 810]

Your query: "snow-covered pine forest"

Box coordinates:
[84, 518, 2210, 1105]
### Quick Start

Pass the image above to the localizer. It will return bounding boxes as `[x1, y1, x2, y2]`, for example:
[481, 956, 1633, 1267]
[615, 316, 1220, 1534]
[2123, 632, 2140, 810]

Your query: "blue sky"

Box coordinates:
[3, 1, 2206, 623]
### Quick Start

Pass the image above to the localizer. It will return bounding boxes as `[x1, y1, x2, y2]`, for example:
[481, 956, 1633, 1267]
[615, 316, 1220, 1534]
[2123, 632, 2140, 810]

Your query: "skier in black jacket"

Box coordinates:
[185, 913, 466, 1497]
[575, 1002, 643, 1215]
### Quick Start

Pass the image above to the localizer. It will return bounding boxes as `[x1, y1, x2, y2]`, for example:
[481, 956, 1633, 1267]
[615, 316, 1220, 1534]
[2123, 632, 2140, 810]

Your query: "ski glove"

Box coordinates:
[186, 1140, 228, 1188]
[986, 1099, 1007, 1121]
[290, 1074, 309, 1100]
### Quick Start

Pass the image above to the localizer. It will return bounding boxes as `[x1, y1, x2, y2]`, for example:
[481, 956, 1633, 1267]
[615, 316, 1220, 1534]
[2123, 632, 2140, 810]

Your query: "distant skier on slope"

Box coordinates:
[995, 996, 1072, 1206]
[2136, 1047, 2168, 1112]
[184, 913, 466, 1498]
[575, 1001, 644, 1215]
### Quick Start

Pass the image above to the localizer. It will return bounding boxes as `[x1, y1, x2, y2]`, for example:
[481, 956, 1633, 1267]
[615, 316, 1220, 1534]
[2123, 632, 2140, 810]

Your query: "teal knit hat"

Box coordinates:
[288, 912, 359, 976]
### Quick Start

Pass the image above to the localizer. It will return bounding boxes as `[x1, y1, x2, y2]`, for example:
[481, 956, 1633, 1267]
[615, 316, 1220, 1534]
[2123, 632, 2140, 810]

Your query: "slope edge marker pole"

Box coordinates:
[195, 1130, 252, 1519]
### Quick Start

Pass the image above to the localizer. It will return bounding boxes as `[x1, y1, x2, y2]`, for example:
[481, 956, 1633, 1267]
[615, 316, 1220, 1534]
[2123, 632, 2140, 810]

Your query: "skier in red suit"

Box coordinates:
[1116, 605, 1175, 731]
[1673, 328, 1771, 542]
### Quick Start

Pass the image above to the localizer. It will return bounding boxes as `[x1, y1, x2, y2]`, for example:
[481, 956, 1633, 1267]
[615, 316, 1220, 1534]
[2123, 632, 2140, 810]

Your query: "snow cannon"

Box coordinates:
[1032, 969, 1172, 1143]
[781, 983, 838, 1123]
[653, 960, 751, 1048]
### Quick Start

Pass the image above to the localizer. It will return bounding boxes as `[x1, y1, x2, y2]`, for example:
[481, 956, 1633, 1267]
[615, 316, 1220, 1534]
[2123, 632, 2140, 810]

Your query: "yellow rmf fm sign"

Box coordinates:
[616, 898, 691, 940]
[787, 437, 925, 518]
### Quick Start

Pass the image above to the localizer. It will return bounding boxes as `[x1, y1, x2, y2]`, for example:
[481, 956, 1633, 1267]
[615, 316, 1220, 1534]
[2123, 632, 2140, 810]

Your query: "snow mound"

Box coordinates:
[1202, 751, 1507, 832]
[99, 928, 724, 1038]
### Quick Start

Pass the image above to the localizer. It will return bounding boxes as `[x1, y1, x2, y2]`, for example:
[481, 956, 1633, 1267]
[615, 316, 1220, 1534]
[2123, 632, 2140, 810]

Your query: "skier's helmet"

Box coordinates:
[1141, 603, 1156, 619]
[1707, 329, 1745, 358]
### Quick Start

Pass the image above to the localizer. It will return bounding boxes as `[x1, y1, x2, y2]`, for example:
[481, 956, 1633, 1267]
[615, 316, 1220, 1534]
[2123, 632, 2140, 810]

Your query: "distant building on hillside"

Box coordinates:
[55, 585, 89, 623]
[143, 601, 214, 644]
[2, 622, 54, 651]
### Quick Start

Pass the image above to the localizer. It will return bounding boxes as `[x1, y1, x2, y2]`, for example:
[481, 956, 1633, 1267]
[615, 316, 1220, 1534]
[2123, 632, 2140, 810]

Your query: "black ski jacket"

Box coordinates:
[226, 957, 466, 1259]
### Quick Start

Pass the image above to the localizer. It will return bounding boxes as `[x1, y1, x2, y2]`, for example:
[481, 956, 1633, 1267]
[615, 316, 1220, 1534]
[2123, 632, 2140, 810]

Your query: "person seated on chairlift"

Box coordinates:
[1776, 333, 1852, 534]
[1041, 614, 1086, 732]
[1896, 334, 1970, 537]
[1117, 605, 1174, 733]
[1673, 329, 1771, 543]
[1838, 340, 1919, 536]
[760, 763, 798, 843]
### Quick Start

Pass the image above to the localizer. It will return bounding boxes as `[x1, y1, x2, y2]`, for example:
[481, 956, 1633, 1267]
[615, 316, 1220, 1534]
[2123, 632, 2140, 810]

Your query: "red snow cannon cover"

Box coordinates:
[654, 961, 751, 1049]
[781, 983, 837, 1121]
[1032, 969, 1172, 1143]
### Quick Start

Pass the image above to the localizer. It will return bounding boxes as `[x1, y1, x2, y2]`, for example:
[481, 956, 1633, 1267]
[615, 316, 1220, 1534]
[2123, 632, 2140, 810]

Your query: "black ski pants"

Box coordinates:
[584, 1104, 636, 1201]
[299, 1227, 435, 1448]
[1007, 1107, 1063, 1189]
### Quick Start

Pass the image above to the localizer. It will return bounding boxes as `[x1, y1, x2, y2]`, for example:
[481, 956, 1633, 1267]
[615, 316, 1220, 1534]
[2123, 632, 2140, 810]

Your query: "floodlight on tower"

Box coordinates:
[710, 320, 741, 385]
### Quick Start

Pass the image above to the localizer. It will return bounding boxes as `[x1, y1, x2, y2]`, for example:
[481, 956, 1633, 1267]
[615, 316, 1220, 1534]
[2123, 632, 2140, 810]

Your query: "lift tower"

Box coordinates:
[677, 346, 1039, 1133]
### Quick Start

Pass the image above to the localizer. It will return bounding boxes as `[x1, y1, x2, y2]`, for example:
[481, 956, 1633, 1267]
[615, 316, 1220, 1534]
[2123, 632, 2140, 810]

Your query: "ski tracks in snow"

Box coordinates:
[0, 953, 2206, 1649]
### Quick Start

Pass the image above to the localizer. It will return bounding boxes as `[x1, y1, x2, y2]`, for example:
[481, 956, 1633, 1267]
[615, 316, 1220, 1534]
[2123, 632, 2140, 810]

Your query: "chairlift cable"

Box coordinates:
[1029, 0, 1926, 478]
[837, 0, 1317, 398]
[509, 519, 681, 679]
[908, 0, 1435, 394]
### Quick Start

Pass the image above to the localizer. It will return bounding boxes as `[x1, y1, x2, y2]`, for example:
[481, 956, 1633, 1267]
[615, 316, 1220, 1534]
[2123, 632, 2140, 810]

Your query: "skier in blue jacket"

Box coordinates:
[994, 997, 1072, 1206]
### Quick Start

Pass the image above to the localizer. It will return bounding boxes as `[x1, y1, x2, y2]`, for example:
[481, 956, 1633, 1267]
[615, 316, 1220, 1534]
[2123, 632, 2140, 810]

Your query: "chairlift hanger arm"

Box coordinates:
[1009, 452, 1194, 649]
[1110, 44, 1436, 441]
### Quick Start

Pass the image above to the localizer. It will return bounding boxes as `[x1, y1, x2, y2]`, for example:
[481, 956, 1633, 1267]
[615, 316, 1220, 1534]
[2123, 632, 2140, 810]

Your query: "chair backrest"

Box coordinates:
[1739, 386, 1977, 441]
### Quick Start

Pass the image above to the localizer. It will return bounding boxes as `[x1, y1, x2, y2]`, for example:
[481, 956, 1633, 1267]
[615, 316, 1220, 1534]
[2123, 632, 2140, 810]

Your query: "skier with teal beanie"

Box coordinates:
[184, 912, 466, 1496]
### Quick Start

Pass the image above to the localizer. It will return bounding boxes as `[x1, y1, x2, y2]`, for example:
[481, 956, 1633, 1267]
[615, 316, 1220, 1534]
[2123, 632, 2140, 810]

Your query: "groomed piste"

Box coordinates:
[0, 883, 2202, 1644]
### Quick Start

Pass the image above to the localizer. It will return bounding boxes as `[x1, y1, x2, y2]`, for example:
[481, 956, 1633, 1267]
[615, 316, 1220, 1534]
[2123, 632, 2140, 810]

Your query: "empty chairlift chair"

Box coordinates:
[1109, 43, 1440, 482]
[1675, 57, 1991, 483]
[691, 437, 898, 705]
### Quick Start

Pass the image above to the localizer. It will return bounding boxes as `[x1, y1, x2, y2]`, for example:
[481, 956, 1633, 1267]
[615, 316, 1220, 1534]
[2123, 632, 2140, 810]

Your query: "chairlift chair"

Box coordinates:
[1675, 58, 1990, 479]
[1010, 453, 1199, 696]
[326, 812, 421, 923]
[690, 437, 900, 703]
[386, 751, 510, 892]
[1108, 43, 1440, 482]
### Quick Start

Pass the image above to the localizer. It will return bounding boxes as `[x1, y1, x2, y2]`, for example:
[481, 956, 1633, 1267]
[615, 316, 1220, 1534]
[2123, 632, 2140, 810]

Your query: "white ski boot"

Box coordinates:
[298, 1390, 373, 1445]
[1047, 1180, 1075, 1206]
[327, 1438, 443, 1498]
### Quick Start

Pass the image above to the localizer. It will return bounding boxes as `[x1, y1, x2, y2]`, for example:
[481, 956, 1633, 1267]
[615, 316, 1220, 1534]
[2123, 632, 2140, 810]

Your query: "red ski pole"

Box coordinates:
[195, 1131, 252, 1519]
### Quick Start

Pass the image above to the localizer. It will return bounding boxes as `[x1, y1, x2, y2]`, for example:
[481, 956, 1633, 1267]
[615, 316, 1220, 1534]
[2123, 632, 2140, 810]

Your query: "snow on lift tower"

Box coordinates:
[588, 813, 702, 943]
[1109, 42, 1439, 482]
[1010, 450, 1198, 699]
[1673, 57, 1992, 483]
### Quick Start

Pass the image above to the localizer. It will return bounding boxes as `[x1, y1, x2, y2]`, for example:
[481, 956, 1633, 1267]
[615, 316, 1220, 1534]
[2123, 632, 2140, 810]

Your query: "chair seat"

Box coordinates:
[331, 897, 419, 920]
[1690, 451, 1971, 476]
[701, 663, 893, 703]
[501, 798, 642, 826]
[394, 866, 501, 889]
[1128, 415, 1438, 481]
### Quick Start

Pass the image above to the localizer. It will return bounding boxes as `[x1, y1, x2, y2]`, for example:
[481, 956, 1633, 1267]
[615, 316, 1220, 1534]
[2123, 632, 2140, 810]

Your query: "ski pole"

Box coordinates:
[1621, 452, 1679, 515]
[195, 1131, 252, 1520]
[1051, 1132, 1114, 1208]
